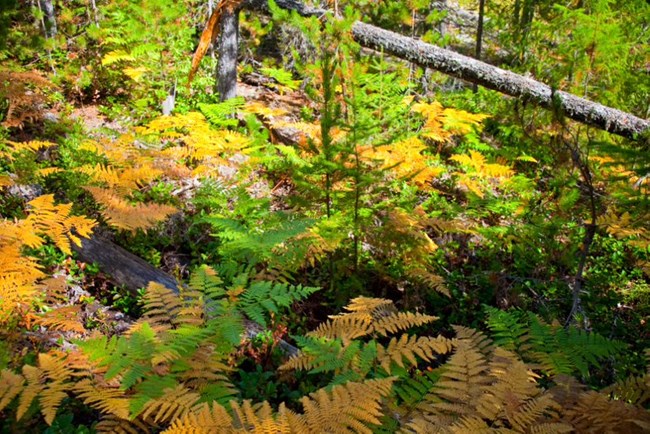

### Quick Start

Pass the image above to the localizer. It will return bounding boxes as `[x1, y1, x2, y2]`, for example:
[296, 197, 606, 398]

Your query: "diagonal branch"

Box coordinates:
[241, 0, 649, 140]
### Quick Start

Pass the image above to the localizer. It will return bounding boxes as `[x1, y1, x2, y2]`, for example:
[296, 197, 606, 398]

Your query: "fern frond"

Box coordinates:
[373, 311, 439, 337]
[198, 97, 245, 127]
[528, 423, 573, 434]
[84, 187, 176, 231]
[140, 384, 201, 424]
[484, 306, 528, 352]
[163, 401, 235, 433]
[17, 352, 75, 425]
[37, 305, 87, 334]
[377, 335, 454, 374]
[311, 297, 437, 343]
[0, 369, 24, 411]
[240, 280, 319, 326]
[74, 378, 130, 419]
[563, 390, 650, 433]
[424, 343, 491, 420]
[25, 194, 96, 255]
[229, 400, 293, 433]
[602, 374, 650, 406]
[394, 370, 440, 407]
[95, 415, 151, 434]
[300, 378, 395, 434]
[448, 415, 499, 433]
[453, 326, 494, 356]
[140, 282, 183, 333]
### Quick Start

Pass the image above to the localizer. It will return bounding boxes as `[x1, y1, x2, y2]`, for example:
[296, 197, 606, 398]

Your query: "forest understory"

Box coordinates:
[0, 0, 649, 432]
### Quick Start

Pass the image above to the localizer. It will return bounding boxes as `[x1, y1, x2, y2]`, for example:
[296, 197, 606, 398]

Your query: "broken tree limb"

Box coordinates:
[243, 0, 649, 139]
[72, 233, 180, 295]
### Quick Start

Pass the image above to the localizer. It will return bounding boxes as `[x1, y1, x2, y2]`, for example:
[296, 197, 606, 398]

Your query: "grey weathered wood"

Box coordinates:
[216, 9, 240, 101]
[243, 0, 649, 140]
[72, 233, 180, 295]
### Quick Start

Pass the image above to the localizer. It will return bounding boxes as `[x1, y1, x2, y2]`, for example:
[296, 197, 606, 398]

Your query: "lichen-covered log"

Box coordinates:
[244, 0, 649, 140]
[72, 233, 180, 295]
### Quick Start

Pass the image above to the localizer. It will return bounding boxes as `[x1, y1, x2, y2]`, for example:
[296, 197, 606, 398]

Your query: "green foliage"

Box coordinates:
[485, 306, 626, 378]
[198, 97, 245, 128]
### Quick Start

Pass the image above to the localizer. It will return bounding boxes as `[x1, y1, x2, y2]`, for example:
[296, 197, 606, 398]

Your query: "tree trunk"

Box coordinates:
[473, 0, 485, 93]
[38, 0, 57, 39]
[216, 9, 240, 101]
[243, 0, 649, 140]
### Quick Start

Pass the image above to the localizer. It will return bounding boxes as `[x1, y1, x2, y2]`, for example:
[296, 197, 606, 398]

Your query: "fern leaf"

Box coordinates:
[301, 378, 395, 434]
[95, 415, 151, 434]
[377, 335, 454, 374]
[74, 378, 130, 419]
[37, 305, 87, 334]
[140, 384, 201, 424]
[163, 401, 234, 433]
[84, 186, 176, 231]
[0, 369, 24, 411]
[140, 282, 183, 333]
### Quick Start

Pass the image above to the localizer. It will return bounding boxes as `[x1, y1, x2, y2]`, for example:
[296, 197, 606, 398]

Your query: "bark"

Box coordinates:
[473, 0, 485, 93]
[72, 233, 180, 295]
[243, 0, 649, 140]
[216, 9, 240, 101]
[38, 0, 57, 38]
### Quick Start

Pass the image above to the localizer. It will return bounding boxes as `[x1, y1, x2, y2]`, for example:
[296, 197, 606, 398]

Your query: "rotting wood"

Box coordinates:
[243, 0, 649, 140]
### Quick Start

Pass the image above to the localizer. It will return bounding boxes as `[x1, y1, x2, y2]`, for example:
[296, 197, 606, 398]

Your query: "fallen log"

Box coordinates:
[243, 0, 649, 140]
[72, 232, 300, 356]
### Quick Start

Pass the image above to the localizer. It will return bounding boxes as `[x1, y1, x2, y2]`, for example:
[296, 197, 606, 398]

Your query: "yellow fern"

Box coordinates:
[310, 296, 438, 343]
[376, 335, 454, 374]
[25, 194, 96, 255]
[0, 369, 24, 412]
[36, 305, 87, 334]
[140, 384, 202, 424]
[74, 378, 131, 420]
[95, 415, 151, 434]
[17, 351, 75, 425]
[300, 378, 395, 433]
[411, 101, 488, 143]
[359, 136, 445, 189]
[84, 186, 176, 231]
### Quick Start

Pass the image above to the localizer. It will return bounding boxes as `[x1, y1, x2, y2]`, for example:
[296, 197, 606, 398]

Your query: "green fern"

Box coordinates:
[240, 280, 319, 327]
[485, 307, 626, 377]
[198, 97, 245, 128]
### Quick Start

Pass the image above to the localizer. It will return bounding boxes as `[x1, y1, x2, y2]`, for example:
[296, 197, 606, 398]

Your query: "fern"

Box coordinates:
[485, 308, 626, 377]
[84, 186, 177, 231]
[74, 378, 130, 419]
[95, 415, 151, 434]
[239, 280, 319, 327]
[0, 369, 24, 411]
[282, 298, 453, 391]
[140, 384, 201, 424]
[17, 352, 75, 425]
[198, 97, 245, 128]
